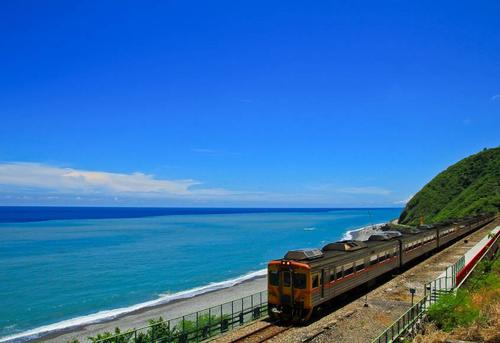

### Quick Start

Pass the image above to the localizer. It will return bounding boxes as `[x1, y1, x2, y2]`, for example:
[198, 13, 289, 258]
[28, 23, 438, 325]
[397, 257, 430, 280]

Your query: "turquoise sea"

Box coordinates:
[0, 207, 401, 341]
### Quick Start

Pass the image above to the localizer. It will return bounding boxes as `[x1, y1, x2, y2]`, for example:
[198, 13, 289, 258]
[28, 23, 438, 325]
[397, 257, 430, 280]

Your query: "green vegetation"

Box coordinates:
[399, 147, 500, 225]
[427, 289, 479, 332]
[414, 256, 500, 342]
[67, 314, 231, 343]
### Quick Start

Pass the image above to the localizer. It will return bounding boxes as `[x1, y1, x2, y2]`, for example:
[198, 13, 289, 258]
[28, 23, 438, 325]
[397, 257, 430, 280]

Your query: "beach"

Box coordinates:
[40, 276, 267, 342]
[0, 208, 400, 342]
[44, 224, 386, 342]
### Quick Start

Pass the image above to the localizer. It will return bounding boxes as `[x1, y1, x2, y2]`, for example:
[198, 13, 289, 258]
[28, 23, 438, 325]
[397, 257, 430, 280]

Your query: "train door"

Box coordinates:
[281, 270, 293, 305]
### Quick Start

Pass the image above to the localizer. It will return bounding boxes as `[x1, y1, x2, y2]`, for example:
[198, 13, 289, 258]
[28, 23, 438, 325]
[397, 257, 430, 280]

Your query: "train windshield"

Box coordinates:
[283, 271, 291, 287]
[269, 270, 279, 286]
[293, 273, 306, 289]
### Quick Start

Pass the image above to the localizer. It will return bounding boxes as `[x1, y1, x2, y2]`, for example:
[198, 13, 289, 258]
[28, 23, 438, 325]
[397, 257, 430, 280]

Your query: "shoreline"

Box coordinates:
[341, 222, 386, 241]
[2, 221, 390, 343]
[35, 276, 267, 343]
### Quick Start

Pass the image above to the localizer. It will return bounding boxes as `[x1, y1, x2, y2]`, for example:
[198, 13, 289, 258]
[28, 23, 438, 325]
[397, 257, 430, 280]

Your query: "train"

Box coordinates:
[267, 214, 495, 322]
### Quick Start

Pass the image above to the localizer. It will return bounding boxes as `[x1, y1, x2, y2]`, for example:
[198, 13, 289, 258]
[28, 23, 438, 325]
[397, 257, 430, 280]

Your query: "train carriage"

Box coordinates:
[399, 230, 438, 265]
[437, 224, 461, 247]
[268, 238, 400, 321]
[267, 213, 494, 323]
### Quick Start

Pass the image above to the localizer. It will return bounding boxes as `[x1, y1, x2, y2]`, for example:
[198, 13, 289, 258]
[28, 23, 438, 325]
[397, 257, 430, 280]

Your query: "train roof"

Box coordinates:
[280, 228, 438, 268]
[281, 238, 398, 268]
[274, 214, 493, 269]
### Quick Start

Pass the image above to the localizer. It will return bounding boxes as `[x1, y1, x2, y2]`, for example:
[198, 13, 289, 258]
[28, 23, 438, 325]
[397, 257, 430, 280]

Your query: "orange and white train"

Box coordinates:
[267, 214, 494, 322]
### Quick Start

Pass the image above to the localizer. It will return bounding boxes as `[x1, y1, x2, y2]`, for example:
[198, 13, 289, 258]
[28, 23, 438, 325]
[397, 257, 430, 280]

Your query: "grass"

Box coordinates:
[413, 256, 500, 343]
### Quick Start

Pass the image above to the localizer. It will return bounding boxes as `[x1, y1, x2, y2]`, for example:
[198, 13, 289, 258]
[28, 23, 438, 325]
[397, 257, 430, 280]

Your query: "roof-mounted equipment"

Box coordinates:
[322, 240, 367, 252]
[284, 248, 323, 261]
[368, 233, 392, 241]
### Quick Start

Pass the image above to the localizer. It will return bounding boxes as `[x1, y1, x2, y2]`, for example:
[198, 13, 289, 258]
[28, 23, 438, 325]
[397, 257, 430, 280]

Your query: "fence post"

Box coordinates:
[220, 304, 223, 332]
[232, 300, 234, 329]
[196, 311, 199, 343]
[260, 291, 263, 315]
[208, 308, 212, 337]
[168, 319, 171, 343]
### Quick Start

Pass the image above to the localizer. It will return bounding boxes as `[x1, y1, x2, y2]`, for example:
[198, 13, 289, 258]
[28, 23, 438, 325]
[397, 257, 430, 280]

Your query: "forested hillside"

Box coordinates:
[399, 147, 500, 225]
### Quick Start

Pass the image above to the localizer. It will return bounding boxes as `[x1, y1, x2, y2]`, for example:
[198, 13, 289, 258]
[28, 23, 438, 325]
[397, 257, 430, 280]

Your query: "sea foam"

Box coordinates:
[0, 212, 399, 343]
[0, 269, 267, 343]
[341, 223, 386, 241]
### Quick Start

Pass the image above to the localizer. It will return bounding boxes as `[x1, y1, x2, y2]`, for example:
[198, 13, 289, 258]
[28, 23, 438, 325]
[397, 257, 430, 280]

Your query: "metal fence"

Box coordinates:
[372, 276, 458, 343]
[371, 231, 498, 343]
[93, 290, 268, 343]
[372, 296, 427, 343]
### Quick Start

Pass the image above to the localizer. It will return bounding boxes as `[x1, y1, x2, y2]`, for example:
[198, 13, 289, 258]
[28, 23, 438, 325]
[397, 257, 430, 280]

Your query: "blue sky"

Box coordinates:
[0, 1, 499, 207]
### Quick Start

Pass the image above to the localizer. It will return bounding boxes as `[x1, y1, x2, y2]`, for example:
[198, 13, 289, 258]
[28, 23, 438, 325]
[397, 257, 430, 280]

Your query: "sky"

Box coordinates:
[0, 1, 499, 207]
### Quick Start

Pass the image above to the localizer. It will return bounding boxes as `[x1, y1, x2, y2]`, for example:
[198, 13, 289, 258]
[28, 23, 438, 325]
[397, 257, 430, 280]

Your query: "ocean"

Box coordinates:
[0, 207, 401, 341]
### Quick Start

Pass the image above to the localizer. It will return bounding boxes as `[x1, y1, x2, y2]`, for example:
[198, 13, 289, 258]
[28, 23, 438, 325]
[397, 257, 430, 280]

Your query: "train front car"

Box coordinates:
[268, 249, 321, 322]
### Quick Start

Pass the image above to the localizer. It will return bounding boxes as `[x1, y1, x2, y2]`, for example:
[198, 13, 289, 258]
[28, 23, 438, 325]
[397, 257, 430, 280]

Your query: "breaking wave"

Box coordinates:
[0, 269, 267, 343]
[341, 223, 386, 241]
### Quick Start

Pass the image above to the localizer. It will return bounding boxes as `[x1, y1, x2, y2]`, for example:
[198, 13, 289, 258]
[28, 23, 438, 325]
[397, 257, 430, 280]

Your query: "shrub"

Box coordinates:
[427, 290, 479, 332]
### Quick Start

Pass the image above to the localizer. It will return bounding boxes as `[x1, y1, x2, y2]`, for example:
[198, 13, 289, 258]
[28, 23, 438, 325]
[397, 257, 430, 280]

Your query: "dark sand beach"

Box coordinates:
[43, 277, 266, 342]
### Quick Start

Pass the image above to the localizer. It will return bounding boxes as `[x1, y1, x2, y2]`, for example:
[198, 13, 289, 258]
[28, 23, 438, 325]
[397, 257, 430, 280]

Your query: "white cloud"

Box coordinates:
[0, 162, 401, 206]
[0, 162, 290, 203]
[490, 94, 500, 102]
[0, 162, 200, 196]
[394, 194, 414, 205]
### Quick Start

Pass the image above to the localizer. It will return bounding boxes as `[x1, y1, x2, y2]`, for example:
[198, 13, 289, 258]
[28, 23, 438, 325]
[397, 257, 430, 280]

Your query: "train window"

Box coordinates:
[355, 260, 364, 272]
[344, 263, 353, 276]
[283, 271, 291, 287]
[379, 252, 386, 262]
[370, 255, 378, 265]
[293, 273, 307, 289]
[269, 271, 279, 286]
[312, 274, 319, 288]
[336, 267, 343, 280]
[329, 268, 336, 281]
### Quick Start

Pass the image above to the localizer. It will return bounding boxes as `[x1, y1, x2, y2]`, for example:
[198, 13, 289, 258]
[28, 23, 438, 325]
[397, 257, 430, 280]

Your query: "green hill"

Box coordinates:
[399, 147, 500, 225]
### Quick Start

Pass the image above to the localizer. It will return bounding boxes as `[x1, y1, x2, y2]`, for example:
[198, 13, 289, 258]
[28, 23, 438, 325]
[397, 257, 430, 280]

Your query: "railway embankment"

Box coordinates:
[412, 255, 499, 342]
[217, 217, 499, 343]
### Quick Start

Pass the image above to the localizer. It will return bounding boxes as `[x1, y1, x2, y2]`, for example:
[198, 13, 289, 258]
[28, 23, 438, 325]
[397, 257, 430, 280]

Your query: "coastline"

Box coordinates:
[1, 221, 390, 343]
[35, 276, 267, 343]
[341, 222, 386, 241]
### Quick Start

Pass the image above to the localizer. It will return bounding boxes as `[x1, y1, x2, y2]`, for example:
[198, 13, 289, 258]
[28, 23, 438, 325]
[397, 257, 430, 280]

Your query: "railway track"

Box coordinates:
[230, 322, 291, 343]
